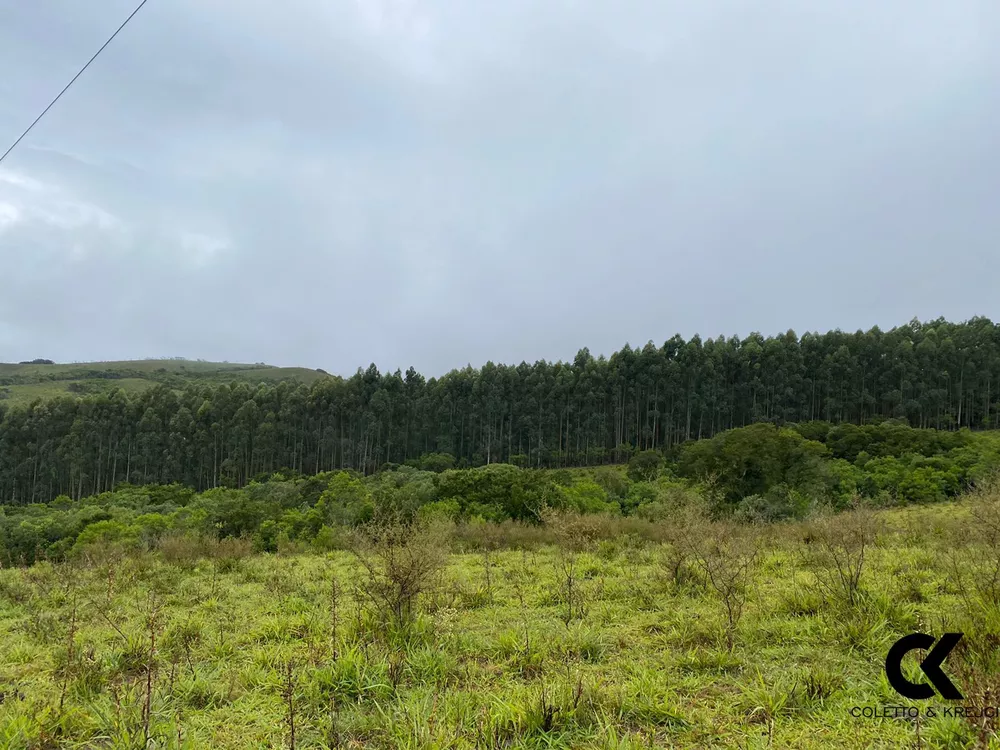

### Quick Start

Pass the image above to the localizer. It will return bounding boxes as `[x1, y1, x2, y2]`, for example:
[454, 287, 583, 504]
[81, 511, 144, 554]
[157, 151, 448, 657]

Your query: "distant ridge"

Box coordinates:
[0, 358, 332, 405]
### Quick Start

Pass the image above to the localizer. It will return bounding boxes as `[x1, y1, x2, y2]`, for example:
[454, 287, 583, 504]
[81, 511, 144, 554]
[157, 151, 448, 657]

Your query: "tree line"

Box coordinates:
[1, 316, 998, 505]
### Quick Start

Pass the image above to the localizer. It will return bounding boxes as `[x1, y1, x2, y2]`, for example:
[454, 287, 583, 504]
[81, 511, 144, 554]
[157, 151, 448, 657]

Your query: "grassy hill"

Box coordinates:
[0, 358, 333, 405]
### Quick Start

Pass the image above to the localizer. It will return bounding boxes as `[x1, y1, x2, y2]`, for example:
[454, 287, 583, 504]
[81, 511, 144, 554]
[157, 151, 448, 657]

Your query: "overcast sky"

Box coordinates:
[0, 1, 997, 376]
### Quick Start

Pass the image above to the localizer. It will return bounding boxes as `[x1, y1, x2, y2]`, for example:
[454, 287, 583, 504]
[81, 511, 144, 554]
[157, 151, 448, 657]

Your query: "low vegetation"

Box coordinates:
[1, 490, 1000, 747]
[2, 421, 999, 566]
[0, 415, 998, 747]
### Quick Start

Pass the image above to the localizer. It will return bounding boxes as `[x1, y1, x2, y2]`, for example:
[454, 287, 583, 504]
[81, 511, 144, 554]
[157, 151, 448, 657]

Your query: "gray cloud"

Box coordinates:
[1, 0, 998, 373]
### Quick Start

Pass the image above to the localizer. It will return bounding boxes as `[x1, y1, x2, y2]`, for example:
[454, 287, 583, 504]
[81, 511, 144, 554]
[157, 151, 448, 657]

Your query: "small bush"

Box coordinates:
[350, 519, 449, 630]
[684, 522, 761, 649]
[806, 500, 881, 609]
[157, 534, 252, 568]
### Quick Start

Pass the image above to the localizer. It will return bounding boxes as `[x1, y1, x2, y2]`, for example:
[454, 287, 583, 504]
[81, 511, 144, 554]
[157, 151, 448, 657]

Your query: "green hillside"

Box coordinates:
[0, 358, 332, 405]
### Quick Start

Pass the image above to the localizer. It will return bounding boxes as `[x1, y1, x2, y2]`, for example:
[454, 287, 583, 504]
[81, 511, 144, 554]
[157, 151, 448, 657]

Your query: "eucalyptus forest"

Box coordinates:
[1, 316, 998, 505]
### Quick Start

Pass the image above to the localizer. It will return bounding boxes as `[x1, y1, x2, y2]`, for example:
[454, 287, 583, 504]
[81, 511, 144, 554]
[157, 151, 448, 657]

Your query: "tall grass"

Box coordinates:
[2, 488, 1000, 747]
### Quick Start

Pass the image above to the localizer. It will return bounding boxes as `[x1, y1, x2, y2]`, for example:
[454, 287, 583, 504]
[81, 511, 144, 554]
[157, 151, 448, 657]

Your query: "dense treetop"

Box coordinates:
[1, 316, 998, 505]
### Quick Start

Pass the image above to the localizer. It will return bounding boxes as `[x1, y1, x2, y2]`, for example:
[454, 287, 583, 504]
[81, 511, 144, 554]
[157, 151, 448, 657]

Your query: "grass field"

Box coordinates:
[0, 359, 332, 405]
[1, 498, 999, 749]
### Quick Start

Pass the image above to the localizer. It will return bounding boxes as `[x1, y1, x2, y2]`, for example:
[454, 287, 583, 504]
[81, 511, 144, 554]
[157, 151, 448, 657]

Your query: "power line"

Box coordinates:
[0, 0, 151, 168]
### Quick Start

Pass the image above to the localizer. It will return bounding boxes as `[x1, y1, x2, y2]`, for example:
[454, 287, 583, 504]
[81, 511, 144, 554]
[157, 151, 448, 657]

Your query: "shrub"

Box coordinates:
[71, 521, 140, 560]
[592, 466, 628, 499]
[350, 519, 449, 630]
[156, 533, 252, 568]
[627, 450, 663, 483]
[944, 474, 1000, 615]
[559, 480, 618, 515]
[805, 500, 881, 609]
[684, 522, 761, 649]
